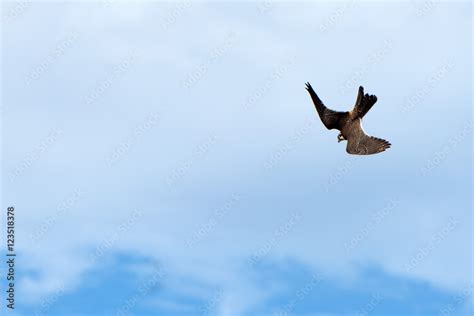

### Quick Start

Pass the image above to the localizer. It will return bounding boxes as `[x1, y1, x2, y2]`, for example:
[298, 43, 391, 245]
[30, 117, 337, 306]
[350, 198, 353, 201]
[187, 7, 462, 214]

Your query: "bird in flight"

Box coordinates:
[305, 82, 391, 155]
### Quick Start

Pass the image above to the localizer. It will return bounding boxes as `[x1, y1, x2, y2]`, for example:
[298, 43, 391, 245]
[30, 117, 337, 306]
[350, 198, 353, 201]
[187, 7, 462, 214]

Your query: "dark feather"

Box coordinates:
[352, 86, 377, 119]
[305, 82, 346, 130]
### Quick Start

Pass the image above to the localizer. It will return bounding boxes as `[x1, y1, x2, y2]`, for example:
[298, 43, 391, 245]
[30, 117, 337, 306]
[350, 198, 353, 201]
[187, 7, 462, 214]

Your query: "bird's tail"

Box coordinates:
[354, 86, 377, 119]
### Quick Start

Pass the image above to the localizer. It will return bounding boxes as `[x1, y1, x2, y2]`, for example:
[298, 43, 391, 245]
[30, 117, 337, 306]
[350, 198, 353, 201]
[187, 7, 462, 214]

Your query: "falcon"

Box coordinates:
[305, 82, 391, 155]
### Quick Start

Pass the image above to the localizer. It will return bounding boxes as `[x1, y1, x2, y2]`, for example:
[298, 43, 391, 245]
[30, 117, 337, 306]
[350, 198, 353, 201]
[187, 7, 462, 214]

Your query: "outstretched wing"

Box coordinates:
[352, 86, 377, 119]
[305, 82, 346, 130]
[346, 123, 391, 155]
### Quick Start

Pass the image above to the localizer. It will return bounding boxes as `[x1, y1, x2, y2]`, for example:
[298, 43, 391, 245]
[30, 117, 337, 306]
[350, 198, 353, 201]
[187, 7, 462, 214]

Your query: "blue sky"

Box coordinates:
[1, 1, 472, 315]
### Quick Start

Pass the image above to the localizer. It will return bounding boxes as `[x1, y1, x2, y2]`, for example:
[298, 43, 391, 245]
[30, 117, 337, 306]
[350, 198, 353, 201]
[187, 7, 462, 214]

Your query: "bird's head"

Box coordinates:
[337, 133, 346, 143]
